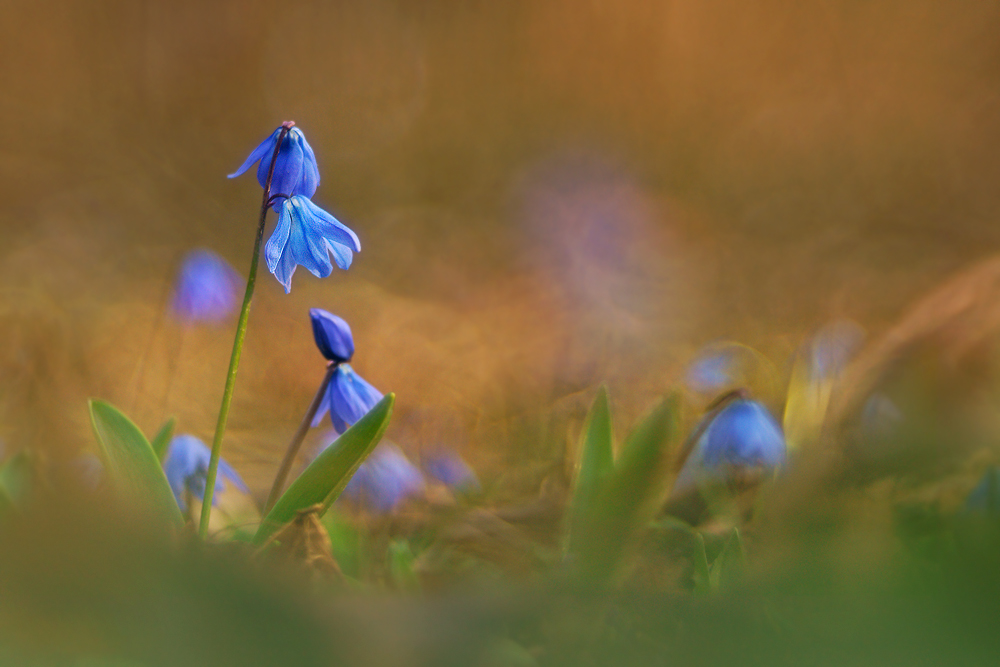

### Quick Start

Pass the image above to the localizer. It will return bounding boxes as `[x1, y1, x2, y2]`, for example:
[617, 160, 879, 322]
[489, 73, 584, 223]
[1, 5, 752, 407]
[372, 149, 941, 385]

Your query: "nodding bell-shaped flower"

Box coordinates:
[171, 249, 242, 324]
[674, 393, 786, 496]
[342, 443, 425, 513]
[228, 123, 319, 208]
[312, 364, 384, 433]
[265, 195, 361, 293]
[310, 308, 354, 363]
[163, 434, 249, 512]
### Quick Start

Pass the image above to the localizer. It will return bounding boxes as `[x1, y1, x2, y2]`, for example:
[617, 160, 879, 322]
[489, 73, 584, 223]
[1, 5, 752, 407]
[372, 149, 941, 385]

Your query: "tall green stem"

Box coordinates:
[262, 362, 338, 515]
[200, 122, 293, 538]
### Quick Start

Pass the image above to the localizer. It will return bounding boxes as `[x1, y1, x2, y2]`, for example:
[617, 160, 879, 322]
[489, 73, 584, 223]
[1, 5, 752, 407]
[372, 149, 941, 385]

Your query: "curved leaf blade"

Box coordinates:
[567, 385, 614, 555]
[253, 393, 395, 546]
[150, 417, 176, 463]
[89, 400, 184, 530]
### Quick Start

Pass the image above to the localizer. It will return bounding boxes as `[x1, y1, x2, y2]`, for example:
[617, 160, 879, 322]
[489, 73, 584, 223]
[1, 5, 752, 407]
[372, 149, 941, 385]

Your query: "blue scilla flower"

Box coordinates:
[312, 364, 384, 433]
[342, 444, 425, 513]
[310, 308, 354, 363]
[163, 434, 249, 512]
[674, 395, 786, 495]
[264, 195, 361, 293]
[966, 467, 1000, 514]
[171, 248, 242, 323]
[423, 451, 481, 493]
[228, 123, 319, 207]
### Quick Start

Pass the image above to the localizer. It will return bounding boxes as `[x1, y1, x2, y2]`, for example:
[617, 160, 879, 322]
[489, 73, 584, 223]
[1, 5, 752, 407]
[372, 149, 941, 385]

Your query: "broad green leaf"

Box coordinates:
[575, 392, 681, 584]
[692, 532, 712, 595]
[89, 400, 184, 530]
[254, 393, 395, 546]
[567, 385, 615, 555]
[708, 527, 746, 590]
[150, 417, 176, 463]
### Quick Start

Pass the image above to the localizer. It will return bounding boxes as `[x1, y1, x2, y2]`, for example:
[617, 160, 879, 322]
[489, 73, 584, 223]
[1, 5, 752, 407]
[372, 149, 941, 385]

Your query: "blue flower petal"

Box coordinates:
[311, 386, 332, 428]
[326, 365, 384, 433]
[162, 434, 248, 512]
[228, 128, 279, 179]
[342, 444, 425, 513]
[171, 249, 242, 324]
[229, 126, 319, 203]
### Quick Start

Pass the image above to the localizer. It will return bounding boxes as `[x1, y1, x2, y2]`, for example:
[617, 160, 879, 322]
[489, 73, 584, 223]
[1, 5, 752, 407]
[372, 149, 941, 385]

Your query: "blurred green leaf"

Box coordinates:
[575, 392, 681, 584]
[150, 417, 176, 463]
[89, 399, 184, 530]
[692, 532, 712, 595]
[388, 539, 420, 593]
[253, 393, 394, 546]
[567, 385, 615, 556]
[708, 527, 746, 590]
[0, 450, 33, 509]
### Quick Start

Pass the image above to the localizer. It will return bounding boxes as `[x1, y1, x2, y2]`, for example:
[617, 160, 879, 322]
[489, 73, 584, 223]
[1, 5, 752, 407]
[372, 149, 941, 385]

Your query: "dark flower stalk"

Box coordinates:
[199, 121, 293, 538]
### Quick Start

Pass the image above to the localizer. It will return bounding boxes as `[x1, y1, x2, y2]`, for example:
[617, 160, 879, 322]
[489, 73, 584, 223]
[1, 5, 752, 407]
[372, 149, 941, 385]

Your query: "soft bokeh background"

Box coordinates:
[3, 0, 1000, 493]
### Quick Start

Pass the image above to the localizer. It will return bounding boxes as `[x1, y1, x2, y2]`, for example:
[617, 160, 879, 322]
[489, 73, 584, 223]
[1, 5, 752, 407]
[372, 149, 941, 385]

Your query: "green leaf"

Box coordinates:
[0, 450, 33, 508]
[253, 393, 395, 546]
[692, 532, 712, 595]
[567, 385, 615, 555]
[574, 392, 681, 584]
[708, 527, 746, 590]
[150, 417, 176, 463]
[89, 400, 184, 530]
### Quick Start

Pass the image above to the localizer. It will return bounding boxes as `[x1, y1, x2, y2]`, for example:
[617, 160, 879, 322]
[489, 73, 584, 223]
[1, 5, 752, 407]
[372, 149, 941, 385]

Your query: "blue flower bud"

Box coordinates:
[171, 249, 242, 324]
[309, 308, 354, 363]
[342, 444, 425, 513]
[163, 435, 248, 512]
[312, 364, 384, 433]
[675, 397, 786, 494]
[228, 124, 320, 208]
[264, 195, 361, 293]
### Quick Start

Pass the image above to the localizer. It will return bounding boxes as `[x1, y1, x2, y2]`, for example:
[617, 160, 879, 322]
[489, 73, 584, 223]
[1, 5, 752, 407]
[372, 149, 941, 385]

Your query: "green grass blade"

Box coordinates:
[709, 527, 746, 590]
[253, 393, 395, 546]
[150, 417, 176, 463]
[89, 400, 184, 530]
[575, 392, 681, 584]
[692, 532, 712, 595]
[567, 385, 615, 555]
[0, 450, 33, 507]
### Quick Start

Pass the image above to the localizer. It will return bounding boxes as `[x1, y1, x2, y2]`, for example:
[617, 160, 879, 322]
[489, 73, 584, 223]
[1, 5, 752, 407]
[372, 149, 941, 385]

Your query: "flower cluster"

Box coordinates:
[229, 123, 360, 293]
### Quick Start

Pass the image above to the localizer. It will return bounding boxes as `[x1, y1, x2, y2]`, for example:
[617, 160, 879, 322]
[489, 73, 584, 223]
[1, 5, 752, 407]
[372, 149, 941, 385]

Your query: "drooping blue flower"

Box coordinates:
[310, 308, 354, 363]
[171, 248, 242, 324]
[228, 124, 319, 208]
[423, 451, 481, 493]
[264, 195, 361, 293]
[342, 444, 425, 513]
[674, 397, 786, 494]
[312, 364, 384, 433]
[163, 434, 249, 512]
[966, 467, 1000, 514]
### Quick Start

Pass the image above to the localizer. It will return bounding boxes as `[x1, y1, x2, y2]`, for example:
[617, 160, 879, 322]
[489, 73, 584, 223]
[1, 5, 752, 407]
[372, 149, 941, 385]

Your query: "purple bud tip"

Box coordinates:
[282, 120, 296, 129]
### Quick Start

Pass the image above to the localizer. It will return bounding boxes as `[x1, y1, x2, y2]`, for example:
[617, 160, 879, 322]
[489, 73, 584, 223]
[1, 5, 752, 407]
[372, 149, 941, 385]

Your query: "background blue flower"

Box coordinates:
[312, 364, 384, 433]
[310, 308, 354, 363]
[228, 125, 319, 208]
[423, 451, 480, 493]
[171, 249, 242, 324]
[264, 196, 361, 293]
[342, 444, 425, 513]
[163, 434, 249, 512]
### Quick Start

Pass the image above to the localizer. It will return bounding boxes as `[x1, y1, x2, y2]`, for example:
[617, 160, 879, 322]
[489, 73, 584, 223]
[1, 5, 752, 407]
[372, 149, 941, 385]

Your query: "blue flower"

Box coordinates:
[228, 124, 319, 208]
[310, 308, 354, 363]
[423, 451, 480, 493]
[685, 349, 737, 395]
[171, 249, 242, 323]
[966, 467, 1000, 514]
[342, 444, 425, 513]
[264, 195, 361, 293]
[675, 397, 786, 494]
[312, 364, 384, 433]
[163, 434, 249, 512]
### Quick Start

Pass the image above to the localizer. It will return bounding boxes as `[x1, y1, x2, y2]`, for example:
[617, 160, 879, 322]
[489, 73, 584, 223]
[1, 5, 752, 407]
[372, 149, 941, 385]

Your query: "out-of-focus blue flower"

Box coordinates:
[264, 195, 361, 293]
[163, 434, 249, 512]
[675, 397, 786, 494]
[808, 320, 865, 382]
[423, 451, 480, 493]
[310, 308, 354, 363]
[685, 348, 738, 395]
[171, 249, 242, 323]
[966, 467, 1000, 514]
[312, 364, 384, 433]
[228, 124, 319, 208]
[342, 444, 425, 513]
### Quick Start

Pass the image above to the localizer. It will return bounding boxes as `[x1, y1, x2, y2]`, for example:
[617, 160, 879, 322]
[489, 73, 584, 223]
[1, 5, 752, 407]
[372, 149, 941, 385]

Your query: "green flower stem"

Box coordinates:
[200, 122, 293, 538]
[262, 362, 338, 515]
